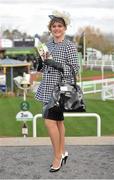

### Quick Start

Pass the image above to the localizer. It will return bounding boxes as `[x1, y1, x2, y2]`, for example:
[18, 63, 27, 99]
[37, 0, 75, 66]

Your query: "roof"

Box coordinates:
[0, 58, 31, 67]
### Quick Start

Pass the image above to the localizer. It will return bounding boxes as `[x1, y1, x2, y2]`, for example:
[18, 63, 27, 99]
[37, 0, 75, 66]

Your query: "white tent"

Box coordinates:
[87, 48, 102, 60]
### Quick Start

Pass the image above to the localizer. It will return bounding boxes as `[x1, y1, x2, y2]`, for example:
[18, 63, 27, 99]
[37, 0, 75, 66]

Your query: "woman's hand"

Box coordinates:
[44, 59, 64, 73]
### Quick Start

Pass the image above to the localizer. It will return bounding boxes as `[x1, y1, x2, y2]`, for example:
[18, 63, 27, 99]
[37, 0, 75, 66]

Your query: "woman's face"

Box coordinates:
[50, 21, 66, 39]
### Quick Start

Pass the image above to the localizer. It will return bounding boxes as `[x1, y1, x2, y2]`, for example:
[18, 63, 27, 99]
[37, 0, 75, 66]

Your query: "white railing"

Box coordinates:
[33, 113, 101, 138]
[85, 59, 114, 70]
[78, 78, 114, 94]
[101, 84, 114, 101]
[32, 78, 114, 95]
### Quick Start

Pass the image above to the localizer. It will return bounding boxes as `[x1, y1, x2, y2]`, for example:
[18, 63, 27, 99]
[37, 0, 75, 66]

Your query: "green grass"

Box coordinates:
[37, 69, 114, 82]
[81, 69, 114, 79]
[0, 94, 43, 137]
[0, 92, 114, 137]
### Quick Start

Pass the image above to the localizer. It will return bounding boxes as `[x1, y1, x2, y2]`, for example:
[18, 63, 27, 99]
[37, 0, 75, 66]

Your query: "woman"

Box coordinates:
[35, 10, 80, 172]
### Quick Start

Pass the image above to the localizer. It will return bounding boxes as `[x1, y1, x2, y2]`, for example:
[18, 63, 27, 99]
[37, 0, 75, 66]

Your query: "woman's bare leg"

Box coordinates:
[45, 119, 62, 168]
[57, 121, 65, 155]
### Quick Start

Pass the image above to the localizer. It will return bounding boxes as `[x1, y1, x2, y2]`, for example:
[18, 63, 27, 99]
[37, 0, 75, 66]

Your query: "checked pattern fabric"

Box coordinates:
[35, 38, 80, 104]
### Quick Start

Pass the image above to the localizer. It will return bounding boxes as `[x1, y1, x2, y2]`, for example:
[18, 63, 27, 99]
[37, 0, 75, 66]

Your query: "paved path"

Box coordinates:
[0, 136, 114, 146]
[0, 137, 114, 179]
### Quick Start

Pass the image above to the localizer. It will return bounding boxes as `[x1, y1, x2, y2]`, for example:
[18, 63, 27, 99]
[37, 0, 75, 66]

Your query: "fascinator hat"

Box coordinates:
[49, 10, 71, 26]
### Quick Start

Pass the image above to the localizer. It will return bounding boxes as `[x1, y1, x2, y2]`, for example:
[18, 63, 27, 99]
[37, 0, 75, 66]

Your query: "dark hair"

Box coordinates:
[48, 17, 67, 31]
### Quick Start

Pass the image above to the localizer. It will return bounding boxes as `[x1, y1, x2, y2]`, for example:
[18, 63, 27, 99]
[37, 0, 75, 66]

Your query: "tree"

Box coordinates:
[3, 29, 13, 39]
[12, 29, 22, 39]
[75, 26, 114, 54]
[2, 29, 32, 40]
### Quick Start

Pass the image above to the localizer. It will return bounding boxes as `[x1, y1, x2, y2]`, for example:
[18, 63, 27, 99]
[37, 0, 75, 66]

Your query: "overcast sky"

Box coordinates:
[0, 0, 114, 36]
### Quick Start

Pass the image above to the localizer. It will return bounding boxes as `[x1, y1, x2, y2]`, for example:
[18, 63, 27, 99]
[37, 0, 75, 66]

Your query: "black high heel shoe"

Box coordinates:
[62, 151, 68, 164]
[49, 157, 63, 172]
[50, 152, 68, 168]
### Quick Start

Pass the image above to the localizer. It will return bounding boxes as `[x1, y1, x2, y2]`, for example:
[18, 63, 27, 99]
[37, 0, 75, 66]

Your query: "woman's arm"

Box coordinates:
[64, 42, 80, 76]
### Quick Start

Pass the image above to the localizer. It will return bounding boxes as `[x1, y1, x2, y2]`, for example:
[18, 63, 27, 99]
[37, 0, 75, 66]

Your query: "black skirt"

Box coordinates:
[42, 103, 64, 121]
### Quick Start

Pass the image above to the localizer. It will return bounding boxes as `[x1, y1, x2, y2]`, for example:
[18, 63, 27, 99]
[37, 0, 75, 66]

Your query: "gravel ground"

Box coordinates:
[0, 145, 114, 179]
